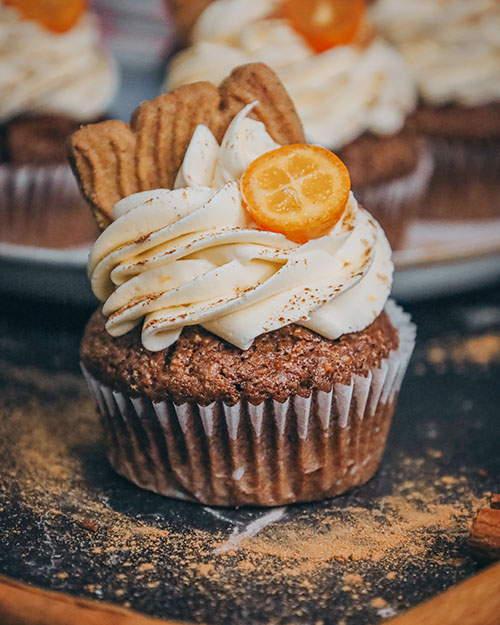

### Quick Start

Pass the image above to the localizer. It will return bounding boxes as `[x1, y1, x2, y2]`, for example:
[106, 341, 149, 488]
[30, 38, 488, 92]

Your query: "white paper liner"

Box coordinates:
[82, 300, 416, 507]
[0, 163, 98, 248]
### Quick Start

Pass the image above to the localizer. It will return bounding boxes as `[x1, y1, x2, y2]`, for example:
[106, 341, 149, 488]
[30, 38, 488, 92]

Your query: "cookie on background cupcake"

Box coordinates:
[371, 0, 500, 220]
[0, 0, 118, 249]
[162, 0, 434, 249]
[70, 62, 415, 507]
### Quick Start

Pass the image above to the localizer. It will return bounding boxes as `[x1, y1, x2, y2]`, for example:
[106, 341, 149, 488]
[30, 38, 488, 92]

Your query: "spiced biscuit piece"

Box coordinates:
[69, 63, 305, 229]
[218, 64, 305, 147]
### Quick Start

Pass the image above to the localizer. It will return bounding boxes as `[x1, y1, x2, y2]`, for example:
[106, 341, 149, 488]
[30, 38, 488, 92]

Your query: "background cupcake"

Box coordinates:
[163, 0, 433, 248]
[0, 0, 118, 248]
[371, 0, 500, 220]
[71, 63, 416, 507]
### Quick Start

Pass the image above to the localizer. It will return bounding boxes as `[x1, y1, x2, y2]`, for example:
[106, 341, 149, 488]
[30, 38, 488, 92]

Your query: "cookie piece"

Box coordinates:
[69, 63, 305, 230]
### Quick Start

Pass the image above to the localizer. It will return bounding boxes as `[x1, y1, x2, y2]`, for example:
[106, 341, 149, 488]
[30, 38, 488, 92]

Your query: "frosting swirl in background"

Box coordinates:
[0, 5, 118, 122]
[165, 0, 416, 149]
[89, 104, 393, 352]
[371, 0, 500, 106]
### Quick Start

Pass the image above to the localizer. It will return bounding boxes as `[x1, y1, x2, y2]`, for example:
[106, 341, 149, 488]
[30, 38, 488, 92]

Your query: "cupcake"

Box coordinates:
[71, 63, 416, 507]
[163, 0, 434, 248]
[371, 0, 500, 219]
[0, 0, 118, 248]
[164, 0, 216, 46]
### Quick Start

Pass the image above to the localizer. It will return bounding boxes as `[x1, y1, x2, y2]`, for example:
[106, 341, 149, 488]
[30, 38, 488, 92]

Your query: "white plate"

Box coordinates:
[2, 219, 500, 304]
[393, 219, 500, 300]
[0, 243, 94, 305]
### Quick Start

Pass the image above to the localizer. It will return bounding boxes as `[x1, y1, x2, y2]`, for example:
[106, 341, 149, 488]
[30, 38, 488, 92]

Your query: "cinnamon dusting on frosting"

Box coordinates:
[88, 105, 393, 352]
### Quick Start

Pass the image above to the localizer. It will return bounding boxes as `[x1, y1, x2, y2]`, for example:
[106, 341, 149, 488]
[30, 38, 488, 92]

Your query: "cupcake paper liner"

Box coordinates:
[417, 138, 500, 220]
[82, 301, 416, 507]
[0, 163, 99, 249]
[355, 143, 434, 250]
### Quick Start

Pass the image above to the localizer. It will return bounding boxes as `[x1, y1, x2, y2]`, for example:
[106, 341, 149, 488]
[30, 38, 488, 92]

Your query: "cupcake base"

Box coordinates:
[355, 144, 433, 249]
[0, 164, 99, 249]
[82, 302, 415, 507]
[416, 138, 500, 220]
[415, 102, 500, 141]
[5, 115, 83, 165]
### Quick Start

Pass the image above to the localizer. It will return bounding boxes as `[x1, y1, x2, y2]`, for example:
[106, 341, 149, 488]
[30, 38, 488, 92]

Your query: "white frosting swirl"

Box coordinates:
[89, 104, 393, 351]
[165, 0, 416, 149]
[371, 0, 500, 106]
[0, 6, 118, 122]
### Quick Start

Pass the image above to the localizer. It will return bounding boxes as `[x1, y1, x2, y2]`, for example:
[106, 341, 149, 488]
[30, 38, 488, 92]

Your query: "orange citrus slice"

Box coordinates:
[282, 0, 366, 53]
[5, 0, 87, 33]
[241, 144, 350, 244]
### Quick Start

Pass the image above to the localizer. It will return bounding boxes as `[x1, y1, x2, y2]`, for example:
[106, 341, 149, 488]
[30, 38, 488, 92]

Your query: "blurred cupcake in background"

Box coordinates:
[372, 0, 500, 219]
[0, 0, 118, 248]
[93, 0, 173, 71]
[163, 0, 433, 248]
[162, 0, 214, 47]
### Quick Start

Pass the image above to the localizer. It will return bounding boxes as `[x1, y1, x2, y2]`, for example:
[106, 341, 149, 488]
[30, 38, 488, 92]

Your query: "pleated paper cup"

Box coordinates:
[355, 143, 434, 250]
[82, 301, 416, 507]
[0, 163, 99, 249]
[417, 138, 500, 220]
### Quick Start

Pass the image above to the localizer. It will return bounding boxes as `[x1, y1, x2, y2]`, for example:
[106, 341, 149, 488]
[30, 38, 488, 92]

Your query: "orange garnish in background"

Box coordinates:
[282, 0, 366, 53]
[5, 0, 86, 33]
[241, 144, 350, 244]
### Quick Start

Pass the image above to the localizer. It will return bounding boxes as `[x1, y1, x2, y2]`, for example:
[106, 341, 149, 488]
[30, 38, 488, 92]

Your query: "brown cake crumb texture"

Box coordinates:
[81, 310, 398, 405]
[416, 102, 500, 140]
[4, 115, 83, 165]
[339, 119, 420, 188]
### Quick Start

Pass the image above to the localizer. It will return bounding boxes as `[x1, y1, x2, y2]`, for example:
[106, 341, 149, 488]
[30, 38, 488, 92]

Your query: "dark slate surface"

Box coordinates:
[0, 286, 499, 625]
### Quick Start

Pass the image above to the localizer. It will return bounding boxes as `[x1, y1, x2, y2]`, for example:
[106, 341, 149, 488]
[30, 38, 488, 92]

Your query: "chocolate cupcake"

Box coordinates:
[163, 0, 433, 248]
[372, 0, 500, 219]
[0, 2, 118, 248]
[72, 63, 415, 506]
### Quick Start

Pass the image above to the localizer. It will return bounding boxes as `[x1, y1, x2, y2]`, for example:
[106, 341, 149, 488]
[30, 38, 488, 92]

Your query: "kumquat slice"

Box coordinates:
[282, 0, 366, 53]
[5, 0, 87, 33]
[240, 144, 350, 244]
